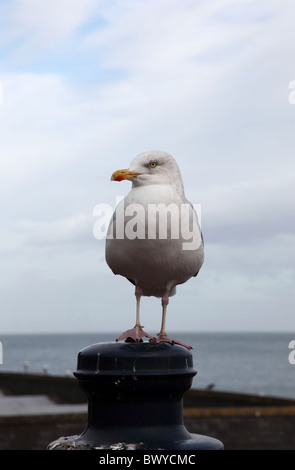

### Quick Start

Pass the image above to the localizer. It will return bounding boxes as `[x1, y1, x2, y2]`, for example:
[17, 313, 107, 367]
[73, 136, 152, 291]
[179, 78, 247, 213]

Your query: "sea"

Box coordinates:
[0, 332, 295, 400]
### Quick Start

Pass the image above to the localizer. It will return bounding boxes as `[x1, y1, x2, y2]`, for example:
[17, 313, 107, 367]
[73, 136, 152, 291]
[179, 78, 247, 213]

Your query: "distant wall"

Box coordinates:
[0, 372, 85, 403]
[0, 413, 87, 450]
[185, 408, 295, 450]
[1, 408, 295, 450]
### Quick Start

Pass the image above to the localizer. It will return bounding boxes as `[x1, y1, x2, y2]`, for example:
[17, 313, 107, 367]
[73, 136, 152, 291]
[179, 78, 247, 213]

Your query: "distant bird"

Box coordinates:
[105, 150, 204, 349]
[206, 383, 215, 391]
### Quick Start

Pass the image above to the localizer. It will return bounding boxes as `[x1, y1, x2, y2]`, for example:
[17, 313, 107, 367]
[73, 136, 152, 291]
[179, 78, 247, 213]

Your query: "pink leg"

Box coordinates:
[116, 286, 156, 343]
[155, 290, 192, 350]
[157, 290, 169, 340]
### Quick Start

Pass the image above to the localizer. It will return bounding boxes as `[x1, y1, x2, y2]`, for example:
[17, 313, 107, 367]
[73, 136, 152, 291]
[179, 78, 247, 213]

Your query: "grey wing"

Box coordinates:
[188, 201, 204, 277]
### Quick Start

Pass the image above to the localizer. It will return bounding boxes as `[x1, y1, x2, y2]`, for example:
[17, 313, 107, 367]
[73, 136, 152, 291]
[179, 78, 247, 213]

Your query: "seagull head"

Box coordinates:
[111, 150, 184, 190]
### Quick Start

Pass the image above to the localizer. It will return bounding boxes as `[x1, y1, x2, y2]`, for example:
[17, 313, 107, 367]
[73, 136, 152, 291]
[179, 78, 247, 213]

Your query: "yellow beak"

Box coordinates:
[111, 168, 141, 182]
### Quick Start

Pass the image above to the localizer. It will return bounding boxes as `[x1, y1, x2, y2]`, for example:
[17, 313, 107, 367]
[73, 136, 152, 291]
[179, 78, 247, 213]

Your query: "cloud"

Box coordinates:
[18, 213, 96, 247]
[0, 71, 133, 202]
[0, 0, 99, 65]
[203, 179, 295, 245]
[204, 234, 295, 279]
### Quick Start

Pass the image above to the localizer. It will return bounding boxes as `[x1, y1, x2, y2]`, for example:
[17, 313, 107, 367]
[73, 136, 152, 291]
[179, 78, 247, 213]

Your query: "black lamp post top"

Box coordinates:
[75, 341, 196, 378]
[48, 340, 224, 450]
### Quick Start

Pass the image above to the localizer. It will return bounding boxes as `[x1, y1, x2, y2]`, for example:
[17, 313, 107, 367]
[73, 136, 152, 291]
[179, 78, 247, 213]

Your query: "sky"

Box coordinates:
[0, 0, 294, 334]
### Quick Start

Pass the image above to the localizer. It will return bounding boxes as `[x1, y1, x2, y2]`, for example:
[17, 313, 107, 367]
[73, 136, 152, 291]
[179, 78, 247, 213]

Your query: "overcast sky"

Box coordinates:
[0, 0, 294, 335]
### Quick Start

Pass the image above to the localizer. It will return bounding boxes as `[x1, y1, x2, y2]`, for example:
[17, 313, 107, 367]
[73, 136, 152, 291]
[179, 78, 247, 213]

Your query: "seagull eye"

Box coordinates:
[149, 161, 157, 168]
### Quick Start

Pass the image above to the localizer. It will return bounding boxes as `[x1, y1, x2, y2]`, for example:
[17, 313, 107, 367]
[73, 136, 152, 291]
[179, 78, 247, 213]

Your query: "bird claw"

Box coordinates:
[155, 333, 192, 350]
[116, 325, 156, 343]
[116, 327, 192, 350]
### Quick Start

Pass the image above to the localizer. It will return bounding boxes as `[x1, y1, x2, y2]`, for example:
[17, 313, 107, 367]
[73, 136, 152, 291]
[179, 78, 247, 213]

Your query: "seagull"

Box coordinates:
[105, 150, 204, 349]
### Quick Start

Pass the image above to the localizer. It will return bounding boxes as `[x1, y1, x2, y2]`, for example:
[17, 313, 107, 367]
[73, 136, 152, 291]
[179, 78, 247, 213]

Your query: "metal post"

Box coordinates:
[48, 341, 223, 450]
